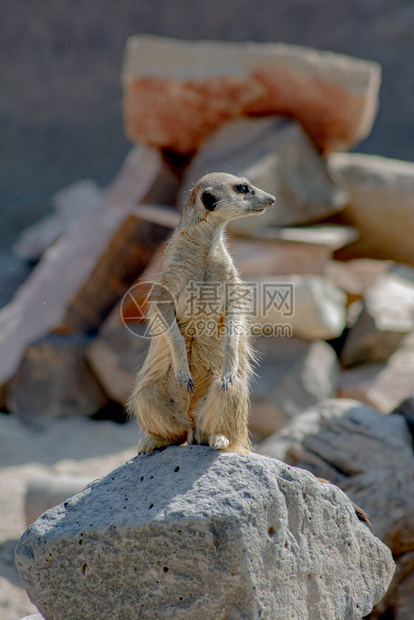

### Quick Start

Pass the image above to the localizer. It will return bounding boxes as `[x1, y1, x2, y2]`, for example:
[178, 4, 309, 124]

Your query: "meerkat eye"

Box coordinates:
[235, 184, 250, 194]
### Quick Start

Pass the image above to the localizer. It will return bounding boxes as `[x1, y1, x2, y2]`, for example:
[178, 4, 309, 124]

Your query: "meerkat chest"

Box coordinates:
[167, 235, 238, 326]
[176, 265, 235, 332]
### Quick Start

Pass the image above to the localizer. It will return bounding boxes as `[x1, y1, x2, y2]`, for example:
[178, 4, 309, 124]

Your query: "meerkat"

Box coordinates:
[128, 172, 275, 455]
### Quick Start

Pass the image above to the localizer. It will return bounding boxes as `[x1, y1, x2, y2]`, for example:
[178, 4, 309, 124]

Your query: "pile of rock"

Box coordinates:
[3, 38, 414, 440]
[3, 35, 414, 618]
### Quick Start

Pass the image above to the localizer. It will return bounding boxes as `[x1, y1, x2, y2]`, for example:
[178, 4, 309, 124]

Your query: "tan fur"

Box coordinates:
[128, 172, 275, 454]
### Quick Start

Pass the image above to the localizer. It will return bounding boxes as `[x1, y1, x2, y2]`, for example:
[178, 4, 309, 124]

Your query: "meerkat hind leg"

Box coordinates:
[188, 427, 231, 450]
[137, 433, 184, 455]
[209, 434, 230, 450]
[192, 376, 251, 453]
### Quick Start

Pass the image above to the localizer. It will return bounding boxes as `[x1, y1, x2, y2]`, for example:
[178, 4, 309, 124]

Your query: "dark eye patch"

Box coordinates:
[235, 184, 250, 194]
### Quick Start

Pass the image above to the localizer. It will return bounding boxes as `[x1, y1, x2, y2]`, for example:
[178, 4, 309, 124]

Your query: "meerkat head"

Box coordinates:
[185, 172, 275, 226]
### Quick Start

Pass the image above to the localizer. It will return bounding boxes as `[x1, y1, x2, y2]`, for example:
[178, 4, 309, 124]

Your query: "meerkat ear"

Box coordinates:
[201, 190, 218, 211]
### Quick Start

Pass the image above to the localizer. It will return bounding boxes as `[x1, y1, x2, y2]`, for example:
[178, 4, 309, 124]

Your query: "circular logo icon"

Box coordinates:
[120, 281, 175, 339]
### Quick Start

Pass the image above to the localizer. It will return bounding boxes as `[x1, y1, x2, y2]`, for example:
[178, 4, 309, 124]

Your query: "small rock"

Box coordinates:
[123, 36, 381, 154]
[0, 254, 32, 308]
[330, 153, 414, 265]
[392, 564, 414, 620]
[6, 336, 108, 420]
[342, 334, 414, 413]
[253, 274, 347, 340]
[392, 398, 414, 442]
[13, 180, 103, 262]
[250, 337, 338, 440]
[341, 264, 414, 366]
[325, 259, 391, 304]
[338, 363, 387, 410]
[16, 447, 394, 620]
[182, 117, 348, 227]
[230, 236, 330, 277]
[251, 224, 358, 249]
[86, 326, 148, 406]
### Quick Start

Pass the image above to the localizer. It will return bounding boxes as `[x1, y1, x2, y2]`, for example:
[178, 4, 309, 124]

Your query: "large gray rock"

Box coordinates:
[15, 447, 394, 620]
[342, 265, 414, 366]
[182, 116, 348, 228]
[338, 363, 388, 410]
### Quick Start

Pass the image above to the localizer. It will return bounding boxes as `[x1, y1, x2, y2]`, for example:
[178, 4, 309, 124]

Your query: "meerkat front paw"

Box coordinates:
[176, 370, 195, 393]
[221, 374, 234, 391]
[209, 434, 230, 450]
[221, 372, 235, 391]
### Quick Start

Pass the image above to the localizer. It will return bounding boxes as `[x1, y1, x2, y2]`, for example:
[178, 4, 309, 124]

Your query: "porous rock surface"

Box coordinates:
[16, 447, 394, 620]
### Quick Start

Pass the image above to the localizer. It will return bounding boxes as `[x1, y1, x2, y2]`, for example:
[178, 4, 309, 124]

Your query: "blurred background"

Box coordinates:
[2, 2, 414, 619]
[2, 0, 414, 302]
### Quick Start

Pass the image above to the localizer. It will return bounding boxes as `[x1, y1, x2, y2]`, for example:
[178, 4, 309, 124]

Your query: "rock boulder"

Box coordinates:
[122, 36, 381, 154]
[16, 447, 394, 620]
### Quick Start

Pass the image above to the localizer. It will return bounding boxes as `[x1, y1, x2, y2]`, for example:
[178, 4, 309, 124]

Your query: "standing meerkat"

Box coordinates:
[128, 172, 275, 454]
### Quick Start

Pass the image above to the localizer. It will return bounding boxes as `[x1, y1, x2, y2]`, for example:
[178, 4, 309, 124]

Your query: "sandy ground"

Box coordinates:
[0, 413, 137, 620]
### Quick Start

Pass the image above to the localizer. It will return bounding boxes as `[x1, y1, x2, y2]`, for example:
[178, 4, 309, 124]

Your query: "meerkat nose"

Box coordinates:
[269, 195, 275, 204]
